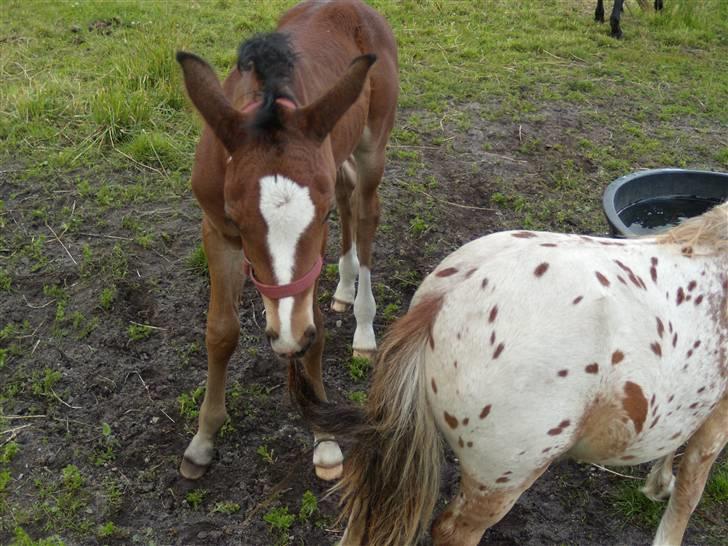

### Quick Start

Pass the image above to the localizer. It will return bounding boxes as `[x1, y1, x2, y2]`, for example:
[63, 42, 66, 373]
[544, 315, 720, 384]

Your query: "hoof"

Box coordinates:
[352, 348, 375, 360]
[316, 463, 343, 481]
[642, 475, 675, 502]
[331, 298, 352, 313]
[180, 457, 208, 480]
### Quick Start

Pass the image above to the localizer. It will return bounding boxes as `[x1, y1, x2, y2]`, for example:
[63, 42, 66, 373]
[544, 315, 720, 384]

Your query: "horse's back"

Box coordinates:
[418, 230, 727, 484]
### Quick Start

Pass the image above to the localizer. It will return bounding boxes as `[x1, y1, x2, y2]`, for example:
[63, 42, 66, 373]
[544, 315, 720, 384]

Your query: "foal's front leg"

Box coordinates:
[180, 217, 243, 479]
[302, 301, 343, 480]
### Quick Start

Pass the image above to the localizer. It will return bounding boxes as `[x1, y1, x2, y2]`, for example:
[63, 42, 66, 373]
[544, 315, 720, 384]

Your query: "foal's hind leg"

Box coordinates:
[332, 159, 359, 313]
[642, 451, 676, 501]
[595, 0, 605, 22]
[432, 468, 548, 546]
[180, 217, 243, 479]
[653, 396, 728, 546]
[350, 146, 385, 359]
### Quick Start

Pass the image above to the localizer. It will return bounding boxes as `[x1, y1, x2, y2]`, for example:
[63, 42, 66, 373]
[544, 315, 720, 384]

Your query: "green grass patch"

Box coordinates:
[611, 480, 664, 528]
[185, 488, 207, 509]
[348, 356, 371, 382]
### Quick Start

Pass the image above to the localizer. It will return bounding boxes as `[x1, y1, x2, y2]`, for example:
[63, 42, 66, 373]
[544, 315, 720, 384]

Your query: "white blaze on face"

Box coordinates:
[259, 174, 315, 352]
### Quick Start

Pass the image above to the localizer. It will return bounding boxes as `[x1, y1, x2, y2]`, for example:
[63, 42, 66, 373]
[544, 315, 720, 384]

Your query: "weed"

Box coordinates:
[257, 444, 277, 465]
[211, 501, 241, 515]
[30, 464, 92, 536]
[382, 302, 400, 322]
[127, 323, 153, 341]
[97, 521, 118, 538]
[1, 441, 19, 464]
[9, 527, 64, 546]
[0, 270, 11, 291]
[187, 244, 208, 276]
[716, 147, 728, 168]
[101, 478, 123, 516]
[611, 480, 663, 528]
[0, 469, 10, 492]
[177, 386, 205, 421]
[99, 286, 117, 310]
[177, 340, 201, 368]
[323, 263, 338, 281]
[298, 490, 318, 521]
[263, 505, 295, 545]
[30, 368, 62, 399]
[348, 356, 371, 382]
[409, 215, 429, 235]
[185, 488, 207, 509]
[91, 423, 118, 466]
[348, 390, 367, 405]
[705, 459, 728, 504]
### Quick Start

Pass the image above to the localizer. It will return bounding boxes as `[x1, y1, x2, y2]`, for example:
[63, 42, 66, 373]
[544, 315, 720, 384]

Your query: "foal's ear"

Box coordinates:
[296, 54, 377, 142]
[176, 51, 246, 154]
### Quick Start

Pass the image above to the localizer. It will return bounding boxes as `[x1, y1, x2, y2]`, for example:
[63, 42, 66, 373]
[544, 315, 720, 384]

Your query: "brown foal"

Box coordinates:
[176, 0, 398, 481]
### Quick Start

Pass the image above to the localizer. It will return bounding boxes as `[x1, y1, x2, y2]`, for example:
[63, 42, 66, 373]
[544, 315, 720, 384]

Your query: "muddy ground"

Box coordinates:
[1, 100, 726, 546]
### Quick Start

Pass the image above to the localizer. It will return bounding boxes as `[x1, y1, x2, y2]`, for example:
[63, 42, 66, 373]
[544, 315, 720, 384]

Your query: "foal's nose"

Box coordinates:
[268, 325, 317, 358]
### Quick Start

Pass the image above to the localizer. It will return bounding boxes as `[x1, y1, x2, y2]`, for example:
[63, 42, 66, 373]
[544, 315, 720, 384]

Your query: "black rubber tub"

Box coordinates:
[602, 168, 728, 237]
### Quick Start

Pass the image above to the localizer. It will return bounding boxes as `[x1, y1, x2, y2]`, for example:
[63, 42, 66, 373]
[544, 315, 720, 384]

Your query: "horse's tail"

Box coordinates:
[289, 294, 444, 546]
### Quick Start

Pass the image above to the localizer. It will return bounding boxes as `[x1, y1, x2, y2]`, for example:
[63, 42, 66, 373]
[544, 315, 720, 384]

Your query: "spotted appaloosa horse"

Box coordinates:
[175, 0, 397, 481]
[291, 202, 728, 545]
[595, 0, 664, 39]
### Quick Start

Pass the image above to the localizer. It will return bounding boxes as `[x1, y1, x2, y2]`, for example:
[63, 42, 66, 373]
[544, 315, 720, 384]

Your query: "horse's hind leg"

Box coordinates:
[653, 396, 728, 546]
[432, 467, 548, 546]
[180, 217, 243, 479]
[332, 159, 359, 313]
[595, 0, 605, 22]
[610, 0, 625, 38]
[642, 451, 676, 501]
[350, 145, 385, 359]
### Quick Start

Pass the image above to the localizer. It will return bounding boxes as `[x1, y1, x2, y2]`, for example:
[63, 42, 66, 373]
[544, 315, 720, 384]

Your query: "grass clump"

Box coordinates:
[263, 505, 295, 545]
[348, 356, 371, 382]
[177, 386, 204, 422]
[185, 488, 207, 509]
[211, 501, 241, 515]
[612, 480, 663, 528]
[298, 490, 318, 521]
[127, 323, 153, 341]
[187, 243, 208, 276]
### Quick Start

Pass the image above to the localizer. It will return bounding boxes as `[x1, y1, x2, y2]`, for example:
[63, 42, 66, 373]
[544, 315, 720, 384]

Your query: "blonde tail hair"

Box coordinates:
[289, 294, 444, 545]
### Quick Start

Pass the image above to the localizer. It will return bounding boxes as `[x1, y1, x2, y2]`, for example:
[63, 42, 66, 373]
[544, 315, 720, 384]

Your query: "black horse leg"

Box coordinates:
[610, 0, 624, 39]
[654, 0, 664, 11]
[595, 0, 605, 22]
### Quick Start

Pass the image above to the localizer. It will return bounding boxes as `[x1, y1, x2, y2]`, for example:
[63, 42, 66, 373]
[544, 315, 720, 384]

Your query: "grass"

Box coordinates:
[184, 488, 207, 510]
[348, 356, 371, 382]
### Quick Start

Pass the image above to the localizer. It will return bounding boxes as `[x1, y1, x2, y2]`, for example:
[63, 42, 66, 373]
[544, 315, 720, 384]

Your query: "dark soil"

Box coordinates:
[1, 104, 725, 545]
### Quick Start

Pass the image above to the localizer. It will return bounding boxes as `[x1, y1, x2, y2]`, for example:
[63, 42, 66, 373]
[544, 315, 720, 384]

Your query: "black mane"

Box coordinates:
[237, 32, 297, 133]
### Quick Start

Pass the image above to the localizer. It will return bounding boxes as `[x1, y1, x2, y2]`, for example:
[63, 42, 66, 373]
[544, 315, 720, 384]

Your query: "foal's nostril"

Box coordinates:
[304, 326, 317, 342]
[266, 329, 279, 342]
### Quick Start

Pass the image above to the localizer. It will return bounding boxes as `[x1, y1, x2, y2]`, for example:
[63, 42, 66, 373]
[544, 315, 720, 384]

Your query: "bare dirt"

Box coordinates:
[1, 103, 726, 545]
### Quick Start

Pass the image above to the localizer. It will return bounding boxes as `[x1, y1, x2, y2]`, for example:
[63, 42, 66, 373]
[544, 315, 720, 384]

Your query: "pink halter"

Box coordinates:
[243, 256, 323, 300]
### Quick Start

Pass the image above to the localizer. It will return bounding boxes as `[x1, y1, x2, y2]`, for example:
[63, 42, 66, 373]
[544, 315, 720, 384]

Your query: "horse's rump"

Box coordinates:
[419, 229, 727, 482]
